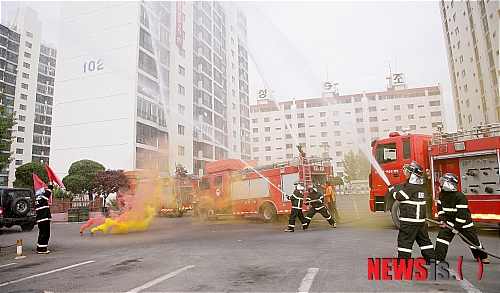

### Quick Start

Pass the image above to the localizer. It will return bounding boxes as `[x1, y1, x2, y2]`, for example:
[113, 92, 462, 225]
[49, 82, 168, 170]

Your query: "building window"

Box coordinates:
[298, 123, 305, 128]
[264, 127, 270, 132]
[178, 104, 185, 115]
[25, 41, 32, 48]
[369, 117, 377, 122]
[178, 47, 185, 57]
[252, 118, 258, 123]
[178, 65, 185, 76]
[394, 105, 401, 110]
[431, 111, 442, 117]
[17, 137, 24, 143]
[370, 127, 378, 132]
[335, 141, 341, 147]
[265, 146, 271, 151]
[178, 145, 185, 156]
[15, 160, 23, 166]
[16, 148, 23, 154]
[320, 112, 326, 117]
[18, 126, 25, 132]
[20, 94, 27, 100]
[332, 111, 339, 116]
[407, 114, 414, 119]
[178, 84, 185, 95]
[265, 156, 271, 161]
[357, 128, 365, 133]
[21, 83, 28, 90]
[252, 128, 258, 133]
[333, 121, 339, 126]
[355, 107, 363, 113]
[368, 106, 376, 112]
[22, 62, 30, 69]
[253, 138, 259, 142]
[253, 147, 259, 152]
[336, 162, 343, 167]
[321, 132, 327, 137]
[264, 117, 270, 122]
[429, 100, 440, 106]
[18, 115, 26, 121]
[24, 52, 31, 58]
[297, 113, 304, 118]
[321, 122, 327, 127]
[265, 137, 271, 142]
[395, 115, 401, 121]
[334, 131, 341, 136]
[356, 118, 363, 123]
[26, 31, 33, 38]
[19, 104, 27, 110]
[178, 124, 185, 135]
[407, 104, 414, 109]
[298, 133, 305, 138]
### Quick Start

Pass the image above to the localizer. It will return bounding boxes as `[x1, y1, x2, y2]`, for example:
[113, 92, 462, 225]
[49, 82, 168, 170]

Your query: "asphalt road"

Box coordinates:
[0, 193, 498, 293]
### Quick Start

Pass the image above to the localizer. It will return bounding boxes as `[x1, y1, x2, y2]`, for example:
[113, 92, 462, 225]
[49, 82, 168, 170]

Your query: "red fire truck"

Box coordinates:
[197, 152, 333, 222]
[116, 170, 198, 217]
[369, 123, 500, 228]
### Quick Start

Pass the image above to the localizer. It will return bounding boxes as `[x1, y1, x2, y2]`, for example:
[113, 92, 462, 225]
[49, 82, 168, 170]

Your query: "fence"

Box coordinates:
[50, 198, 103, 213]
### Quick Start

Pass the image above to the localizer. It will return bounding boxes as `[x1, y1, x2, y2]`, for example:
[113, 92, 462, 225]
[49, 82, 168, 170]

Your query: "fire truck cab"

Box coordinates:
[370, 124, 500, 228]
[198, 156, 332, 222]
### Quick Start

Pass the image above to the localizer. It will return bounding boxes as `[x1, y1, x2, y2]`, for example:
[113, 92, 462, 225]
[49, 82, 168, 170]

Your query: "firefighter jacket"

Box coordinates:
[287, 189, 304, 210]
[306, 190, 324, 209]
[35, 188, 52, 223]
[392, 183, 426, 224]
[320, 185, 335, 205]
[437, 190, 473, 230]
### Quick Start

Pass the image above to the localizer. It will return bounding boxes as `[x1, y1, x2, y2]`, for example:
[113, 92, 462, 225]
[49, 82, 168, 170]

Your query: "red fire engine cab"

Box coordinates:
[197, 152, 333, 222]
[370, 123, 500, 228]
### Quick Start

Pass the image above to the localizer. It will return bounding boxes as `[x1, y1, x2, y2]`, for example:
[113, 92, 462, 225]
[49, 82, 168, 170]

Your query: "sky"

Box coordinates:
[1, 0, 456, 131]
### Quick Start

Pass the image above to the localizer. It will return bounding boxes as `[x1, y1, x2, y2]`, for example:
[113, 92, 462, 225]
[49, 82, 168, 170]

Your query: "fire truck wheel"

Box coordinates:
[260, 203, 277, 222]
[391, 201, 401, 229]
[206, 208, 218, 221]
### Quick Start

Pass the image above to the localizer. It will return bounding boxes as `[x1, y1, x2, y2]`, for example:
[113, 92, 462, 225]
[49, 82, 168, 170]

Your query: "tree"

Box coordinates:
[13, 162, 48, 189]
[92, 169, 130, 207]
[0, 92, 17, 172]
[342, 149, 371, 183]
[62, 159, 105, 199]
[333, 176, 344, 187]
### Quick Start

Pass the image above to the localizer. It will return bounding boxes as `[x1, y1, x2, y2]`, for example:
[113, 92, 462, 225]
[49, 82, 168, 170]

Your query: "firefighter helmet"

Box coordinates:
[307, 184, 317, 192]
[439, 173, 459, 191]
[403, 161, 423, 176]
[293, 180, 304, 185]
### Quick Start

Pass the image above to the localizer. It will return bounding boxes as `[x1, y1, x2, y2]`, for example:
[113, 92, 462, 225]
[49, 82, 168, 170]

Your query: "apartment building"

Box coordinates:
[439, 0, 499, 129]
[250, 74, 446, 177]
[0, 7, 56, 186]
[52, 1, 250, 178]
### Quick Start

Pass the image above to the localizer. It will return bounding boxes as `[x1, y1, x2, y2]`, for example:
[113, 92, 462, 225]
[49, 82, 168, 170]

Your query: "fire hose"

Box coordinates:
[425, 218, 500, 259]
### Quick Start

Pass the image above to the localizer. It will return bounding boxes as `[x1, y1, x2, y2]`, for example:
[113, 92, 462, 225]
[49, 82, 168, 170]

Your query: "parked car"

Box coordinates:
[0, 188, 36, 231]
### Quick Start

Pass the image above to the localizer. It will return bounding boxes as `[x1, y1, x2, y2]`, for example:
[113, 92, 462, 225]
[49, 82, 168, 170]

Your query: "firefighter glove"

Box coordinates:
[439, 221, 447, 228]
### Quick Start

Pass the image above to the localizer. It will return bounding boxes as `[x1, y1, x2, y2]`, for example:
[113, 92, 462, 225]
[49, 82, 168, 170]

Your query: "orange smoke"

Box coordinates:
[79, 170, 165, 235]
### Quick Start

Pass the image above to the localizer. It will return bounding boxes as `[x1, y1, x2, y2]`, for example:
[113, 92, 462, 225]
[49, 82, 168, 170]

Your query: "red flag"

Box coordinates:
[45, 164, 66, 191]
[33, 173, 48, 192]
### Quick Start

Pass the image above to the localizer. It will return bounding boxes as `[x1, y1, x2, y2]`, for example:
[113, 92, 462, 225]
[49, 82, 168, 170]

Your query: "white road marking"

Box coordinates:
[126, 265, 195, 293]
[0, 263, 16, 268]
[0, 260, 95, 288]
[297, 268, 319, 293]
[448, 269, 482, 293]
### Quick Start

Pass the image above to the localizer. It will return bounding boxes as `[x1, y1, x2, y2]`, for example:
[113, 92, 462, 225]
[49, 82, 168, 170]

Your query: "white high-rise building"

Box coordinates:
[439, 0, 499, 129]
[52, 1, 250, 178]
[250, 74, 446, 178]
[1, 7, 56, 186]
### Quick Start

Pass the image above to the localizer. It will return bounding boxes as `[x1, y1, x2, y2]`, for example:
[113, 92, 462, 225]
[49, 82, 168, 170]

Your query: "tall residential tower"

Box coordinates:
[439, 0, 499, 129]
[52, 1, 250, 177]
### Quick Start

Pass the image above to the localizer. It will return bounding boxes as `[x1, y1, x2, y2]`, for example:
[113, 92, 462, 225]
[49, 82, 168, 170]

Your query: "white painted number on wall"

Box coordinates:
[83, 59, 104, 73]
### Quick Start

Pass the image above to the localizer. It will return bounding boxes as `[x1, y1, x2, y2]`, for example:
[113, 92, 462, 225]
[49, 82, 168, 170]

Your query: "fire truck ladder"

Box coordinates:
[299, 158, 313, 187]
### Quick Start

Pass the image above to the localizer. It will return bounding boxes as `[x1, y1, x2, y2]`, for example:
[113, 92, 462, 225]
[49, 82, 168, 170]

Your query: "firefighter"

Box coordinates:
[321, 181, 340, 221]
[285, 181, 308, 232]
[35, 180, 53, 254]
[303, 184, 336, 229]
[390, 161, 435, 263]
[435, 173, 490, 264]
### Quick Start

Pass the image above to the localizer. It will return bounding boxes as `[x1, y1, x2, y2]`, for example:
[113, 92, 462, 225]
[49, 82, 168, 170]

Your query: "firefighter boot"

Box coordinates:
[285, 228, 294, 232]
[332, 223, 337, 228]
[481, 258, 490, 264]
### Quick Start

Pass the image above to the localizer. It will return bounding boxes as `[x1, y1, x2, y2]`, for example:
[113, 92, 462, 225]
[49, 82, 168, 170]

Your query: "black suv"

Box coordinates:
[0, 188, 36, 231]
